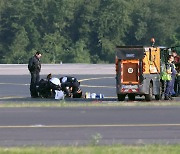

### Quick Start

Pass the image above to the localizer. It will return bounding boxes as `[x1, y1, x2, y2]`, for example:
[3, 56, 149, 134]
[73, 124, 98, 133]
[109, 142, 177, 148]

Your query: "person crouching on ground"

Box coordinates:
[60, 76, 82, 98]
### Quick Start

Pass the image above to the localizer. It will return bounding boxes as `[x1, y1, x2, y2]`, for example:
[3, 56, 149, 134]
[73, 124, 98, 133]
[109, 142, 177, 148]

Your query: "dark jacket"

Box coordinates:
[28, 55, 41, 73]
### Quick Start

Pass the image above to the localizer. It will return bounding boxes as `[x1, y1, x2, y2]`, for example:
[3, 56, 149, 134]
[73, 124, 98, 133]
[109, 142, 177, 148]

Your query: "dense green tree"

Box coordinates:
[41, 32, 65, 63]
[0, 0, 179, 64]
[127, 0, 180, 46]
[69, 40, 91, 63]
[8, 27, 29, 64]
[95, 0, 132, 62]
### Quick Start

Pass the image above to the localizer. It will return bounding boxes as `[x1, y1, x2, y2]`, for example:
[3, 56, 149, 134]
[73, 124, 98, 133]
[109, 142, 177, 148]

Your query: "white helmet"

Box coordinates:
[50, 77, 61, 86]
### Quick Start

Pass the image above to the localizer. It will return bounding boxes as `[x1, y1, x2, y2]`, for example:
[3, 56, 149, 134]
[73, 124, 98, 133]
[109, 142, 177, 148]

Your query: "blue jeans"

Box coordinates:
[171, 75, 176, 95]
[165, 80, 173, 98]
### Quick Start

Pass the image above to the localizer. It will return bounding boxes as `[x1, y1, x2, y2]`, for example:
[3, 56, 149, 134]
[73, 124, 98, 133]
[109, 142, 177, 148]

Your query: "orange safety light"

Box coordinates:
[151, 38, 155, 47]
[151, 38, 155, 43]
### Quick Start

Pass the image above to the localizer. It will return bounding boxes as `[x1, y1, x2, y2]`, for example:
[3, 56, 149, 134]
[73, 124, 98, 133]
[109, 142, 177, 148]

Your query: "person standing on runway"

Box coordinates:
[164, 55, 177, 100]
[172, 50, 180, 96]
[28, 51, 42, 98]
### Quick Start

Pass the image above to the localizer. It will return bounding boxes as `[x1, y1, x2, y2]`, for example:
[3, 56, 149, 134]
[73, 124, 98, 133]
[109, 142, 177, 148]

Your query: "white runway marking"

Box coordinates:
[0, 123, 180, 128]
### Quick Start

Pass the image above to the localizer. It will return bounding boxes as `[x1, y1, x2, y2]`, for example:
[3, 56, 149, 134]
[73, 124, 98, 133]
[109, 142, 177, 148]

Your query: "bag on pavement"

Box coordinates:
[55, 90, 64, 100]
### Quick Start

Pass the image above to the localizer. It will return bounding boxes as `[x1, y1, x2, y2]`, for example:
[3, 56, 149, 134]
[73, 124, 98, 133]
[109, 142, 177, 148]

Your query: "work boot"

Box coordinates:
[164, 96, 170, 100]
[169, 96, 173, 100]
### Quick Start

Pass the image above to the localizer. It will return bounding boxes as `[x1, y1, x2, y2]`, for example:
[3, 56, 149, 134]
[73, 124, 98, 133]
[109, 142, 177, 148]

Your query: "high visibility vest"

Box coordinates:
[161, 71, 172, 81]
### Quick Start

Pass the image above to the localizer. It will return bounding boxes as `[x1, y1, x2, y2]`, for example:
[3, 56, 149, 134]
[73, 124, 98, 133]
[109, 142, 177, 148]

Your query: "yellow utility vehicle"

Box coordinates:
[115, 40, 169, 101]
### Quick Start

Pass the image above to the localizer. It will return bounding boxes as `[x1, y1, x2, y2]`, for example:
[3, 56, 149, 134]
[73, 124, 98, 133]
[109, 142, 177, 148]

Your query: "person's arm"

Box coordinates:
[28, 57, 35, 72]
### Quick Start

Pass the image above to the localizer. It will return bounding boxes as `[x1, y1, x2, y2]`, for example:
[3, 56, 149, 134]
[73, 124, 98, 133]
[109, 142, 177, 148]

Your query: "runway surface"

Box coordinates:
[0, 106, 180, 146]
[0, 64, 180, 146]
[0, 74, 116, 98]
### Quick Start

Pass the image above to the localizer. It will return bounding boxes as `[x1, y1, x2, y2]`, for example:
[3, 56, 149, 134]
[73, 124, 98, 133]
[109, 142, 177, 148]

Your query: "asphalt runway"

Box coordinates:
[0, 64, 180, 146]
[0, 107, 180, 146]
[0, 74, 179, 101]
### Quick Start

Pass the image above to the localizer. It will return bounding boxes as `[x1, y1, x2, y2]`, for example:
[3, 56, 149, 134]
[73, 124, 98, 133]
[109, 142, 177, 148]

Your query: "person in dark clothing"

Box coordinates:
[37, 74, 62, 98]
[164, 55, 177, 100]
[60, 76, 82, 98]
[28, 51, 42, 98]
[174, 64, 180, 96]
[172, 50, 180, 96]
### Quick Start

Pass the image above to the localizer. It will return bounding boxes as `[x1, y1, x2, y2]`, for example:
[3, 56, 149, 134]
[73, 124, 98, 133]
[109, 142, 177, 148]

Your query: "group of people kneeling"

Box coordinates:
[28, 51, 82, 99]
[34, 74, 82, 99]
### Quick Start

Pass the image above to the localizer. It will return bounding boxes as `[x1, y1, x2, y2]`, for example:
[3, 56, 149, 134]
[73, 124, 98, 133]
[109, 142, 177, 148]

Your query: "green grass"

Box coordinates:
[0, 96, 179, 107]
[0, 100, 179, 108]
[0, 145, 180, 154]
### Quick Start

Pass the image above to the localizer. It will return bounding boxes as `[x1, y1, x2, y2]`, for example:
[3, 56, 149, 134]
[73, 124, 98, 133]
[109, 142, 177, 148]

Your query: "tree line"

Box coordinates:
[0, 0, 180, 64]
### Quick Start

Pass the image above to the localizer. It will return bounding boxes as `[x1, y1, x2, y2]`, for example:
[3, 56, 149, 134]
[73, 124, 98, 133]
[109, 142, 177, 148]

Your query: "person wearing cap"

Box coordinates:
[172, 50, 180, 96]
[28, 51, 42, 98]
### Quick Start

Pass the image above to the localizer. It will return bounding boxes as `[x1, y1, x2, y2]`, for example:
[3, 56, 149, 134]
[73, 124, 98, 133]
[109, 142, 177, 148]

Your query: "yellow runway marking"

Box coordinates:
[0, 124, 180, 128]
[81, 84, 115, 88]
[79, 76, 115, 88]
[79, 77, 114, 82]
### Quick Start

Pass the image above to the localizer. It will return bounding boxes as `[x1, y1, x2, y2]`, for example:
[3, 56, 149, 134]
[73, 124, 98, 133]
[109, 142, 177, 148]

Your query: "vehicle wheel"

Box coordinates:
[128, 94, 135, 101]
[117, 94, 126, 101]
[145, 83, 153, 101]
[155, 82, 163, 100]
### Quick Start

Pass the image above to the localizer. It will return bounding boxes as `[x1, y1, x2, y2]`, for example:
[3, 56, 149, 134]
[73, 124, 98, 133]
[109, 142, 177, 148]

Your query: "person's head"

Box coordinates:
[172, 50, 177, 57]
[47, 73, 52, 80]
[35, 51, 42, 59]
[168, 55, 174, 63]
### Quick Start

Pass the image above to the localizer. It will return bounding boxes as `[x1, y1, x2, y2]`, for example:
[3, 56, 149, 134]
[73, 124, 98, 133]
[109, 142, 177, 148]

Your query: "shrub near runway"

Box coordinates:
[0, 145, 180, 154]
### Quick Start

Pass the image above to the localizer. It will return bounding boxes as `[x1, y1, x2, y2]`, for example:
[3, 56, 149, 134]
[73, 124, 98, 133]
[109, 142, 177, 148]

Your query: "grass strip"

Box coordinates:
[0, 100, 179, 108]
[0, 145, 180, 154]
